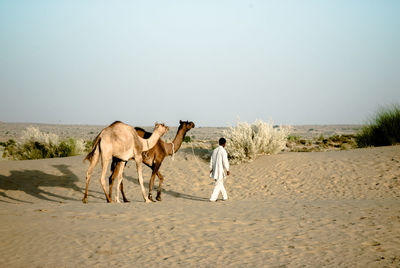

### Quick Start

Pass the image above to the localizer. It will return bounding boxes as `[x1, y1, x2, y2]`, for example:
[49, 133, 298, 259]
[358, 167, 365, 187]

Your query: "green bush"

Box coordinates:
[183, 136, 192, 143]
[0, 127, 88, 160]
[356, 104, 400, 147]
[56, 139, 75, 157]
[21, 141, 50, 159]
[287, 135, 300, 142]
[85, 140, 93, 152]
[0, 139, 18, 158]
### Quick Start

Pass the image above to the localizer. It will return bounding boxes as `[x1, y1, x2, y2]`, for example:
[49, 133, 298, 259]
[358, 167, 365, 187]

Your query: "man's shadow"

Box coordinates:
[0, 164, 97, 203]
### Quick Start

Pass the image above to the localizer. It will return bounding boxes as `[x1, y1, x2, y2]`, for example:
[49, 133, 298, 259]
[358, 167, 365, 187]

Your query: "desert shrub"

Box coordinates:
[356, 104, 400, 147]
[20, 141, 50, 159]
[84, 139, 93, 152]
[22, 126, 60, 146]
[0, 139, 18, 158]
[55, 139, 82, 157]
[287, 135, 300, 142]
[0, 127, 86, 160]
[223, 120, 291, 164]
[183, 136, 192, 143]
[329, 134, 340, 142]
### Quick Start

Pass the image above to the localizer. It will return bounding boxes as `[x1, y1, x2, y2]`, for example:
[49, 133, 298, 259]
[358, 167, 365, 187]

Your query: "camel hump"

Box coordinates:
[109, 121, 125, 127]
[135, 127, 152, 139]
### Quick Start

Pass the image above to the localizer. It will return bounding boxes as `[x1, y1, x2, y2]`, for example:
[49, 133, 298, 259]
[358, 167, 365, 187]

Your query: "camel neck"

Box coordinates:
[138, 130, 162, 151]
[169, 127, 188, 155]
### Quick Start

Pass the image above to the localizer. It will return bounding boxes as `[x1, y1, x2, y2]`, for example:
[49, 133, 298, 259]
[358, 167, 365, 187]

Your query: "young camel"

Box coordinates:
[108, 120, 195, 202]
[82, 121, 169, 203]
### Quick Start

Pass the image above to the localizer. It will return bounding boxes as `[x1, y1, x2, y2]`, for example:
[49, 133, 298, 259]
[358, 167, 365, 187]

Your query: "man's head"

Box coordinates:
[219, 138, 226, 147]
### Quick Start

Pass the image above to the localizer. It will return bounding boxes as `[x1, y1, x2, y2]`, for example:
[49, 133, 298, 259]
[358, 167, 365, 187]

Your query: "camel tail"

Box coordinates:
[84, 133, 101, 162]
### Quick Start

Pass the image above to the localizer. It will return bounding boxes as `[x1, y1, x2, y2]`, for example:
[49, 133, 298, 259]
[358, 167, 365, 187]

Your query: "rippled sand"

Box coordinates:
[1, 144, 399, 267]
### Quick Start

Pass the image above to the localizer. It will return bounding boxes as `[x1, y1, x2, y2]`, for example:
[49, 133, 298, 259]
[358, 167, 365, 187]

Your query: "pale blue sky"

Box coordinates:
[1, 1, 399, 126]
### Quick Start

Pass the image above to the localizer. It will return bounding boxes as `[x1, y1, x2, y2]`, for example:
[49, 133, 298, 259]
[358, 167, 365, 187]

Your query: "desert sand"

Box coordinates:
[0, 123, 400, 267]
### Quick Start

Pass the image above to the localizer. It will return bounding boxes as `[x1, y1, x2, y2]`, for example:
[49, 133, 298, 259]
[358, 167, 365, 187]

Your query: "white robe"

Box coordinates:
[210, 146, 230, 180]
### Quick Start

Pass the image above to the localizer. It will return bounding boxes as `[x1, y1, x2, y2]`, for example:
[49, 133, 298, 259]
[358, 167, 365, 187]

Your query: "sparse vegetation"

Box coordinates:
[287, 135, 301, 142]
[356, 104, 400, 147]
[223, 120, 291, 163]
[183, 136, 192, 143]
[0, 127, 89, 160]
[286, 134, 357, 152]
[0, 139, 18, 158]
[85, 140, 93, 152]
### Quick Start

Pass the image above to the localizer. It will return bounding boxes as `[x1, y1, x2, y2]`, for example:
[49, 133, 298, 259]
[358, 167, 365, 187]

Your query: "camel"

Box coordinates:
[108, 120, 195, 202]
[82, 121, 169, 203]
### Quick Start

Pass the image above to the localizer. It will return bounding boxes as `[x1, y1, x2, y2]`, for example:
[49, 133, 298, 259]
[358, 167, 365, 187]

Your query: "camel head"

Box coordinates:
[154, 122, 169, 136]
[179, 120, 195, 132]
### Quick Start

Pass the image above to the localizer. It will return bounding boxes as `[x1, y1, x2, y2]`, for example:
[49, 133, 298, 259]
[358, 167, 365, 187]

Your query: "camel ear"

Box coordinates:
[155, 122, 159, 126]
[180, 120, 183, 124]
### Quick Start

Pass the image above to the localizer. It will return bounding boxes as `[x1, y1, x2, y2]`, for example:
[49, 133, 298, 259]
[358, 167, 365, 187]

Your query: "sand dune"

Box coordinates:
[1, 145, 400, 267]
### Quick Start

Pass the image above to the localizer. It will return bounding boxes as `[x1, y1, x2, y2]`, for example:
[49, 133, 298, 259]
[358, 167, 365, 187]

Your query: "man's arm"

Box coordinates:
[223, 150, 230, 176]
[210, 153, 213, 174]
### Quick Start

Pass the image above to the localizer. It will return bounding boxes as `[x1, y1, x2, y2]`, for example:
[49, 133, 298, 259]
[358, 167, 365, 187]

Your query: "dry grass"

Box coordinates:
[223, 120, 291, 163]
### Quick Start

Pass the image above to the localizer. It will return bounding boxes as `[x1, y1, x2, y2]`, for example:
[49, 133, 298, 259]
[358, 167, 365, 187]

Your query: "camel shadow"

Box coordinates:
[0, 164, 95, 203]
[124, 175, 209, 202]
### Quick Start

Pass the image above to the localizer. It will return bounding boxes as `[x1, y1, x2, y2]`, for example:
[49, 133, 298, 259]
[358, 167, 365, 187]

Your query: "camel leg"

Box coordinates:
[108, 159, 121, 202]
[135, 155, 151, 203]
[120, 180, 130, 203]
[100, 156, 112, 203]
[115, 162, 126, 203]
[109, 159, 129, 202]
[156, 170, 165, 201]
[82, 148, 100, 203]
[148, 163, 161, 202]
[119, 161, 129, 202]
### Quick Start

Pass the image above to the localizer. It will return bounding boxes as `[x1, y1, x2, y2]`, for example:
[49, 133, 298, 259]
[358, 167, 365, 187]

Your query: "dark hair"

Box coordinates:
[219, 138, 226, 146]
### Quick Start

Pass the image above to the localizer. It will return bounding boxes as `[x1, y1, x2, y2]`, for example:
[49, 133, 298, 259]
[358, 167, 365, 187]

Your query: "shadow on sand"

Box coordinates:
[0, 162, 208, 204]
[0, 164, 100, 204]
[123, 174, 209, 202]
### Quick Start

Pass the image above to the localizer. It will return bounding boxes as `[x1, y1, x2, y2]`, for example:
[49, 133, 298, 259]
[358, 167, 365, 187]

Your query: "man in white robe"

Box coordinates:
[209, 138, 230, 202]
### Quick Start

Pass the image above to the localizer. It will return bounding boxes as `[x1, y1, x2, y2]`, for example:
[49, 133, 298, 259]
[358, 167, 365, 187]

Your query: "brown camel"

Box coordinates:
[82, 121, 169, 203]
[108, 120, 195, 202]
